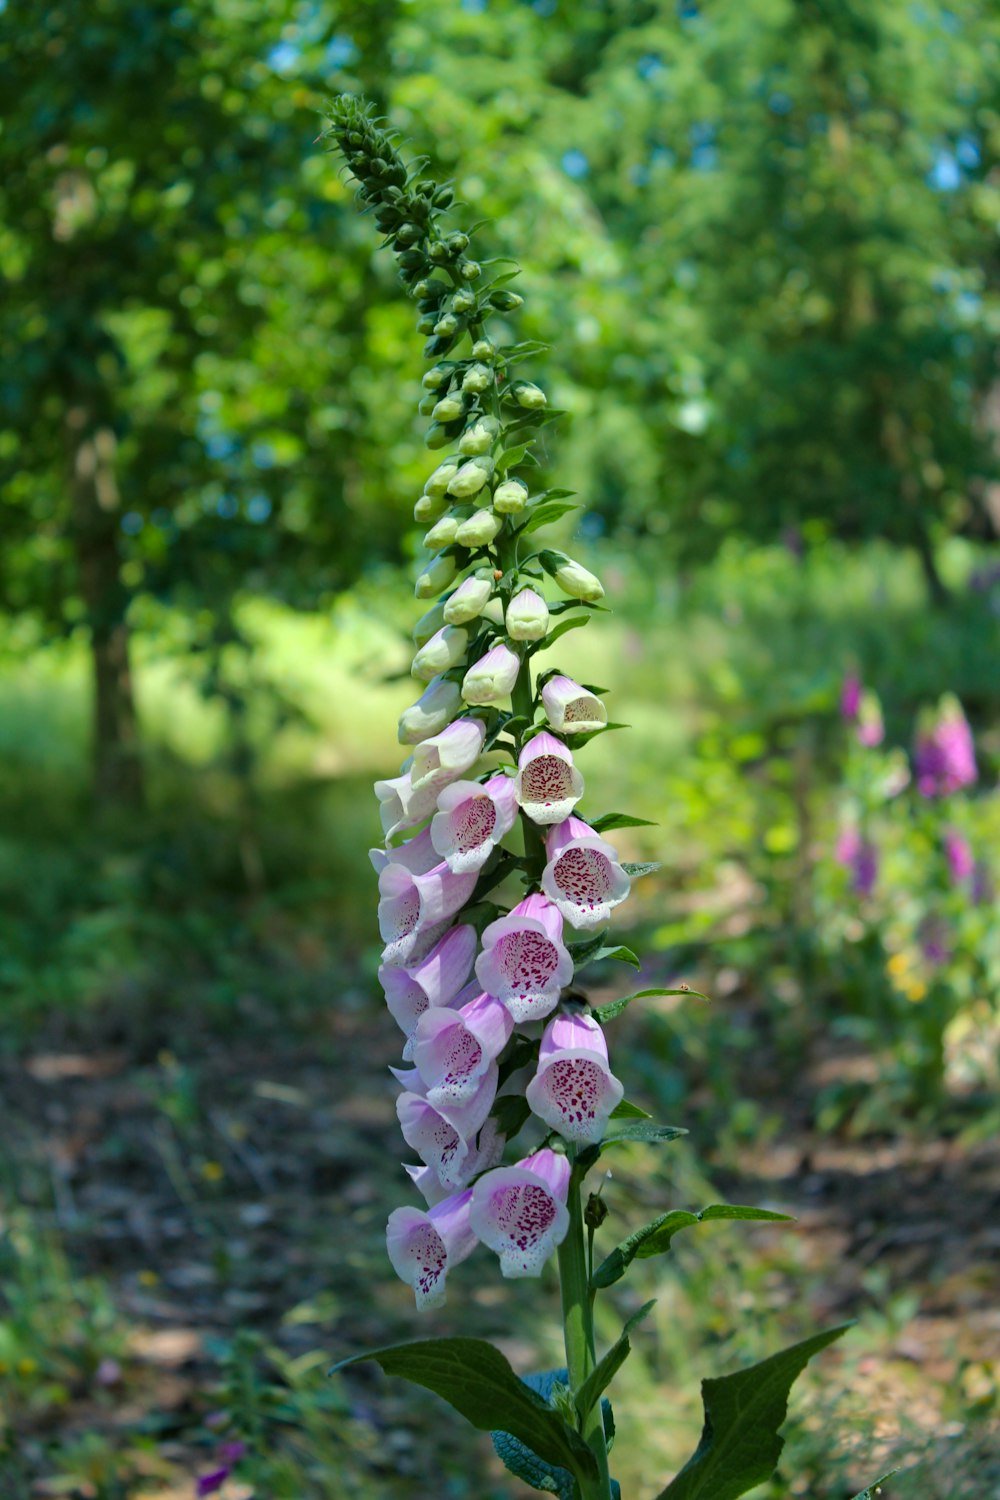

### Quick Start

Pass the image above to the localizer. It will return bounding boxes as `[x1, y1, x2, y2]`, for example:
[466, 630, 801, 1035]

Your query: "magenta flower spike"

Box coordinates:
[379, 924, 478, 1055]
[396, 1065, 499, 1186]
[386, 1189, 478, 1310]
[461, 642, 520, 706]
[514, 731, 585, 826]
[542, 816, 632, 930]
[526, 1012, 624, 1144]
[430, 773, 518, 873]
[475, 893, 573, 1022]
[541, 675, 608, 736]
[377, 859, 478, 967]
[840, 673, 862, 722]
[469, 1148, 571, 1278]
[834, 825, 878, 898]
[413, 992, 514, 1108]
[914, 694, 977, 797]
[944, 828, 974, 883]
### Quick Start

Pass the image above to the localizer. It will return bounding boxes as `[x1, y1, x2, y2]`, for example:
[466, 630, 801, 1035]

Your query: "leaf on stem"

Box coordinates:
[608, 1098, 652, 1120]
[592, 987, 710, 1024]
[848, 1473, 900, 1499]
[577, 1122, 688, 1169]
[531, 614, 591, 651]
[593, 1204, 795, 1288]
[517, 501, 581, 534]
[621, 860, 662, 878]
[653, 1325, 852, 1500]
[492, 1371, 620, 1499]
[569, 939, 642, 973]
[331, 1338, 598, 1481]
[589, 812, 658, 833]
[573, 1301, 656, 1424]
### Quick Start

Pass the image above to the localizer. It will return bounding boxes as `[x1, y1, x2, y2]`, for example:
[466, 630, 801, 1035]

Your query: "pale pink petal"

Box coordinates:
[541, 822, 630, 930]
[526, 1048, 623, 1144]
[475, 908, 573, 1023]
[386, 1189, 477, 1309]
[541, 676, 608, 736]
[379, 924, 477, 1050]
[539, 1012, 608, 1063]
[514, 732, 584, 826]
[413, 994, 513, 1108]
[396, 1065, 498, 1185]
[469, 1148, 571, 1278]
[430, 774, 518, 873]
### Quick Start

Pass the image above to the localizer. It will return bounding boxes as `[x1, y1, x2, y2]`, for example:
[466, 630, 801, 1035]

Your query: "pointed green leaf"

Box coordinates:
[849, 1473, 899, 1499]
[592, 987, 710, 1024]
[492, 1373, 620, 1499]
[574, 1302, 656, 1423]
[570, 941, 641, 973]
[654, 1325, 852, 1500]
[589, 813, 658, 833]
[602, 1123, 687, 1147]
[622, 860, 662, 878]
[609, 1098, 652, 1120]
[496, 443, 531, 474]
[518, 501, 581, 534]
[331, 1338, 597, 1480]
[594, 1204, 795, 1289]
[533, 614, 591, 650]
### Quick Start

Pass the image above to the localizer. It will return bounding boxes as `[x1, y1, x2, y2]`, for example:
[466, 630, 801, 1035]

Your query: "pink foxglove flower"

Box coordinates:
[944, 828, 974, 883]
[834, 826, 878, 898]
[914, 695, 977, 797]
[514, 731, 585, 826]
[379, 924, 477, 1055]
[469, 1148, 571, 1278]
[840, 673, 861, 722]
[443, 574, 493, 625]
[398, 676, 463, 745]
[461, 642, 520, 706]
[411, 625, 470, 682]
[386, 1188, 478, 1310]
[505, 587, 549, 642]
[405, 1118, 505, 1204]
[410, 718, 486, 796]
[856, 691, 884, 748]
[541, 676, 607, 736]
[525, 1012, 624, 1143]
[413, 992, 514, 1107]
[377, 857, 478, 967]
[541, 816, 631, 930]
[475, 893, 573, 1022]
[431, 774, 518, 873]
[396, 1066, 499, 1186]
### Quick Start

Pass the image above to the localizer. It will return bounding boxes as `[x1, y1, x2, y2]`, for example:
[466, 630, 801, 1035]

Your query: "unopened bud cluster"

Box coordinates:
[327, 98, 624, 1308]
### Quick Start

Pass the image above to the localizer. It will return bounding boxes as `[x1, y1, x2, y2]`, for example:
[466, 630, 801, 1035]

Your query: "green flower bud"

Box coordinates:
[461, 363, 492, 395]
[425, 421, 457, 449]
[455, 508, 502, 547]
[422, 364, 452, 391]
[471, 338, 496, 362]
[412, 600, 448, 646]
[510, 380, 546, 409]
[434, 312, 459, 337]
[447, 456, 495, 498]
[426, 459, 460, 497]
[398, 675, 463, 745]
[417, 393, 437, 416]
[416, 313, 437, 334]
[428, 242, 450, 263]
[489, 289, 523, 312]
[492, 477, 529, 514]
[424, 333, 458, 360]
[447, 232, 470, 254]
[411, 624, 470, 682]
[459, 415, 499, 456]
[395, 223, 422, 247]
[432, 393, 466, 423]
[414, 552, 458, 599]
[505, 586, 549, 641]
[442, 575, 493, 625]
[413, 492, 447, 523]
[460, 260, 482, 281]
[423, 514, 461, 550]
[540, 549, 605, 602]
[451, 289, 476, 315]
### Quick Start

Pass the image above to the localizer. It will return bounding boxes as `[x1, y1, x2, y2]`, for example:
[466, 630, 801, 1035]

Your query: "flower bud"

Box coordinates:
[510, 380, 546, 410]
[460, 260, 482, 281]
[426, 459, 460, 497]
[471, 338, 496, 362]
[447, 457, 494, 498]
[416, 313, 437, 335]
[432, 394, 466, 423]
[447, 232, 470, 254]
[505, 587, 549, 641]
[423, 515, 461, 550]
[397, 676, 463, 744]
[443, 575, 493, 625]
[411, 625, 470, 682]
[417, 393, 437, 415]
[455, 508, 502, 548]
[414, 492, 447, 524]
[492, 477, 528, 515]
[425, 421, 457, 450]
[461, 364, 492, 395]
[422, 364, 453, 391]
[434, 312, 459, 337]
[462, 642, 520, 705]
[412, 601, 447, 646]
[415, 552, 458, 599]
[540, 550, 605, 602]
[395, 222, 422, 247]
[428, 241, 450, 264]
[489, 289, 523, 312]
[459, 415, 499, 456]
[451, 289, 476, 315]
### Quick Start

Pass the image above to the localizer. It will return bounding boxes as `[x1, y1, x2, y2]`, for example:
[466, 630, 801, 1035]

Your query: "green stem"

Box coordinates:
[558, 1164, 613, 1500]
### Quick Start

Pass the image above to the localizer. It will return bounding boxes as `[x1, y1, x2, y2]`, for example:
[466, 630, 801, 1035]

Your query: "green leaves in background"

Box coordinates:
[331, 1337, 597, 1480]
[654, 1325, 852, 1500]
[593, 1204, 795, 1289]
[592, 986, 710, 1024]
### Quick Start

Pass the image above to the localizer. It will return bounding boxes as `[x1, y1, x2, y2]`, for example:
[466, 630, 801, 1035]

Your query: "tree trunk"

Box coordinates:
[914, 521, 951, 610]
[68, 410, 144, 808]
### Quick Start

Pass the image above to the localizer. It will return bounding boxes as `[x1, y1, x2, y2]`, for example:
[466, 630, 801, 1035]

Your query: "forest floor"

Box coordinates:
[2, 979, 999, 1500]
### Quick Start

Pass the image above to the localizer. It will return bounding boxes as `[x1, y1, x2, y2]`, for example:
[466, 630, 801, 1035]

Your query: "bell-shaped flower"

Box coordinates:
[540, 549, 604, 603]
[475, 893, 573, 1022]
[397, 676, 463, 745]
[455, 508, 502, 548]
[469, 1148, 570, 1278]
[514, 731, 584, 826]
[413, 992, 514, 1108]
[410, 717, 486, 797]
[374, 770, 436, 840]
[377, 848, 479, 967]
[447, 456, 494, 499]
[431, 774, 517, 873]
[403, 1115, 505, 1203]
[411, 625, 470, 683]
[415, 553, 458, 599]
[541, 816, 631, 930]
[386, 1188, 477, 1309]
[443, 575, 493, 625]
[492, 478, 528, 516]
[525, 1012, 624, 1143]
[414, 492, 448, 524]
[541, 675, 607, 736]
[379, 924, 477, 1054]
[459, 415, 499, 456]
[462, 642, 520, 706]
[422, 515, 461, 551]
[505, 587, 549, 641]
[396, 1064, 499, 1185]
[426, 458, 460, 497]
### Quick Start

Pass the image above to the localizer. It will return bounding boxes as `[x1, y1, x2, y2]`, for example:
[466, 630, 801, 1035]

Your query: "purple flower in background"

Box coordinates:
[856, 691, 885, 748]
[834, 825, 878, 897]
[196, 1470, 230, 1497]
[918, 914, 951, 967]
[944, 828, 974, 883]
[913, 695, 977, 798]
[840, 674, 862, 722]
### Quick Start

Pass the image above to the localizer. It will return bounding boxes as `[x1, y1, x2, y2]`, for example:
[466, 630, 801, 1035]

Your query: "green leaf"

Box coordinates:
[592, 987, 710, 1024]
[532, 614, 591, 650]
[589, 813, 658, 833]
[601, 1122, 687, 1146]
[593, 1204, 795, 1289]
[496, 443, 531, 474]
[622, 860, 662, 878]
[849, 1473, 899, 1499]
[331, 1338, 597, 1480]
[609, 1098, 652, 1120]
[518, 500, 581, 534]
[570, 940, 641, 973]
[574, 1302, 656, 1423]
[654, 1325, 852, 1500]
[492, 1372, 620, 1499]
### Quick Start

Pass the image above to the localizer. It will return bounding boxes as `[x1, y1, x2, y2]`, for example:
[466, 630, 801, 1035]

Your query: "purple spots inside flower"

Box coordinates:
[492, 1182, 556, 1260]
[554, 846, 612, 907]
[393, 888, 420, 937]
[406, 1222, 448, 1300]
[455, 796, 496, 851]
[521, 756, 574, 808]
[543, 1057, 603, 1126]
[497, 930, 558, 994]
